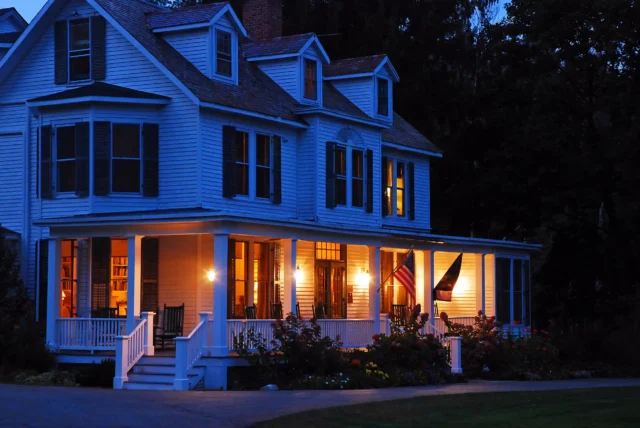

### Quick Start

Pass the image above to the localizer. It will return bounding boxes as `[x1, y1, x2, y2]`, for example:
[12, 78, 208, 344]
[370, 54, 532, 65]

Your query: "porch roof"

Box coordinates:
[34, 208, 541, 253]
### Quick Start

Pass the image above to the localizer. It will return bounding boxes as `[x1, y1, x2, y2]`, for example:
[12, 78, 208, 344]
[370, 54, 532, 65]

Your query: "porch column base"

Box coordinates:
[204, 365, 228, 391]
[173, 379, 190, 391]
[113, 376, 127, 389]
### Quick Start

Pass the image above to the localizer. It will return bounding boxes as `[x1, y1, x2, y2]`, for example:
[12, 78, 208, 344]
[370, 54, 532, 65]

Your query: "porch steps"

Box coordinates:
[121, 356, 204, 391]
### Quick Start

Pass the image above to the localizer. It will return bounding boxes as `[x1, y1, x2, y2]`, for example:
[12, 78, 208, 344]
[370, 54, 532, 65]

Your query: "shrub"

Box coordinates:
[14, 370, 77, 387]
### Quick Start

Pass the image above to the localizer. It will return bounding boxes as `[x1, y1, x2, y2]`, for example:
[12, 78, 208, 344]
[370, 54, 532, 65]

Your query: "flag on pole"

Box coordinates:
[393, 250, 416, 299]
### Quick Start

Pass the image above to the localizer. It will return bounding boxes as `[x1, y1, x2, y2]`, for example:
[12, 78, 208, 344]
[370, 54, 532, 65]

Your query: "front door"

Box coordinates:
[315, 262, 347, 319]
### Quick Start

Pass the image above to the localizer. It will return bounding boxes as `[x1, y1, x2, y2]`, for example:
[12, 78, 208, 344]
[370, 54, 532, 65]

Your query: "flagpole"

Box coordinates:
[377, 248, 414, 293]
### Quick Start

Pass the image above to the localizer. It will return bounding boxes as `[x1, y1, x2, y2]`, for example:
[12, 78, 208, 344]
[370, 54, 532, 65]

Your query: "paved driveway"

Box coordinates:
[1, 379, 640, 427]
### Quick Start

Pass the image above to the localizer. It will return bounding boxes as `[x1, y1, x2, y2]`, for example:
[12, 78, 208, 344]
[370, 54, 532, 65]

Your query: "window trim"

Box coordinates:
[384, 157, 409, 219]
[331, 144, 367, 210]
[54, 125, 76, 195]
[375, 77, 392, 118]
[231, 127, 277, 202]
[235, 130, 251, 197]
[255, 133, 273, 200]
[110, 123, 143, 195]
[68, 18, 92, 83]
[303, 58, 318, 101]
[211, 25, 238, 84]
[495, 256, 531, 326]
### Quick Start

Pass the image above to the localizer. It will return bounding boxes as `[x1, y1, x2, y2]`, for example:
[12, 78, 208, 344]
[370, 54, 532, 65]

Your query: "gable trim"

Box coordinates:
[324, 72, 375, 81]
[301, 35, 330, 64]
[246, 52, 301, 62]
[211, 4, 248, 38]
[152, 22, 210, 33]
[374, 57, 400, 82]
[0, 8, 28, 29]
[27, 96, 171, 108]
[382, 141, 443, 158]
[0, 43, 11, 49]
[294, 107, 389, 129]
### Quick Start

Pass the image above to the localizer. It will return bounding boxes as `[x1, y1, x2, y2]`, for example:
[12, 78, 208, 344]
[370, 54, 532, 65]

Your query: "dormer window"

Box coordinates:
[215, 29, 233, 77]
[69, 19, 91, 82]
[304, 59, 318, 100]
[377, 78, 389, 116]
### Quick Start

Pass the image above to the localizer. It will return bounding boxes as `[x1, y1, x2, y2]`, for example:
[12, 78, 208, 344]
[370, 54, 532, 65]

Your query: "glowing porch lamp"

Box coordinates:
[356, 268, 370, 287]
[294, 265, 303, 282]
[207, 269, 216, 283]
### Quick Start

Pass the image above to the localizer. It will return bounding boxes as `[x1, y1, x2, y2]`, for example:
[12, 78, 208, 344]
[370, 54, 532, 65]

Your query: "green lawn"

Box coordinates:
[253, 387, 640, 428]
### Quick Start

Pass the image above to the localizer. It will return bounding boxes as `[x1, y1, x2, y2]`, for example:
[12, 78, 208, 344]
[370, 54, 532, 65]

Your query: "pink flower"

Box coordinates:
[478, 310, 483, 316]
[440, 312, 449, 322]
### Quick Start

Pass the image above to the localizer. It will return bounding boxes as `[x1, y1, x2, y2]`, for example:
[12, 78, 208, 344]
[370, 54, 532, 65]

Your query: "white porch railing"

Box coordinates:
[56, 318, 126, 351]
[227, 320, 275, 351]
[174, 312, 212, 391]
[435, 316, 477, 333]
[113, 312, 155, 389]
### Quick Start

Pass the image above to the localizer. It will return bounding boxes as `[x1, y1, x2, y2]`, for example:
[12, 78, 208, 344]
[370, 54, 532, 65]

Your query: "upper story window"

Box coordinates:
[69, 19, 91, 82]
[215, 29, 233, 78]
[383, 157, 414, 219]
[377, 78, 390, 116]
[326, 143, 367, 210]
[112, 124, 142, 193]
[56, 126, 76, 193]
[222, 126, 282, 204]
[304, 59, 318, 100]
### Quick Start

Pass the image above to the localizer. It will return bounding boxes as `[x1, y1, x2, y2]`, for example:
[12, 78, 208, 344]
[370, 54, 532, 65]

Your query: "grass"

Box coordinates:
[252, 387, 640, 428]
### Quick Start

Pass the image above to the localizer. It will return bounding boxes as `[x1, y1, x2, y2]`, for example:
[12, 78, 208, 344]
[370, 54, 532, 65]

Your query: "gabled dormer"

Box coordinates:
[243, 33, 330, 106]
[0, 7, 27, 61]
[324, 55, 400, 122]
[148, 3, 247, 85]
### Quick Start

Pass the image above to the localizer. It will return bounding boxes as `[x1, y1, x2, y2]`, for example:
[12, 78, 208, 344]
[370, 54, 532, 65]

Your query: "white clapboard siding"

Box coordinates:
[198, 234, 215, 314]
[163, 29, 210, 76]
[434, 252, 478, 317]
[347, 245, 369, 319]
[295, 240, 316, 319]
[257, 58, 300, 100]
[158, 235, 199, 333]
[0, 133, 23, 234]
[297, 117, 317, 220]
[331, 78, 373, 117]
[315, 117, 382, 229]
[484, 254, 495, 317]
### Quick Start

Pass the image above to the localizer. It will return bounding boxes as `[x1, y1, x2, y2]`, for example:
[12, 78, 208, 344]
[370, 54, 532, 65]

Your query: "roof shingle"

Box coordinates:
[382, 113, 442, 154]
[324, 55, 387, 77]
[242, 33, 314, 58]
[147, 2, 228, 30]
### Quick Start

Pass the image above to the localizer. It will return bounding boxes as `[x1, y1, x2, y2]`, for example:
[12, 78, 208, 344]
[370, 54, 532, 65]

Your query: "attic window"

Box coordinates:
[215, 29, 233, 77]
[377, 78, 389, 116]
[304, 59, 317, 100]
[69, 19, 91, 82]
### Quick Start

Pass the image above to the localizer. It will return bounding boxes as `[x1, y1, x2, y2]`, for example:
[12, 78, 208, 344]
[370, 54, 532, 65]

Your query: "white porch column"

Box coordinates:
[45, 239, 62, 348]
[141, 312, 155, 356]
[428, 251, 435, 325]
[211, 233, 229, 357]
[126, 236, 142, 333]
[76, 239, 91, 318]
[283, 239, 297, 316]
[450, 336, 463, 374]
[368, 246, 381, 334]
[476, 254, 486, 314]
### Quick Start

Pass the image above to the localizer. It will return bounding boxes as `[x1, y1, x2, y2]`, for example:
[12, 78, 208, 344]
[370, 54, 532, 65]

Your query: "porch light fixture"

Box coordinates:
[295, 265, 303, 282]
[207, 269, 216, 283]
[357, 268, 370, 287]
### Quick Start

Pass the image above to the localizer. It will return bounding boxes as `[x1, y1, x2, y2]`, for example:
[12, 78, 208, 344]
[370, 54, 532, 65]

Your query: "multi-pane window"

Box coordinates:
[315, 242, 344, 261]
[495, 257, 531, 325]
[69, 19, 91, 82]
[112, 124, 141, 193]
[384, 159, 393, 215]
[236, 131, 249, 196]
[256, 134, 271, 199]
[56, 126, 76, 193]
[396, 162, 405, 216]
[216, 29, 232, 77]
[351, 150, 364, 207]
[304, 59, 317, 100]
[335, 147, 347, 206]
[377, 78, 389, 116]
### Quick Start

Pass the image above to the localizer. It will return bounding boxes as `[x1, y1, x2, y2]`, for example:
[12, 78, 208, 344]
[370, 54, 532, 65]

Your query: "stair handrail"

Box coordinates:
[174, 312, 212, 391]
[113, 312, 155, 389]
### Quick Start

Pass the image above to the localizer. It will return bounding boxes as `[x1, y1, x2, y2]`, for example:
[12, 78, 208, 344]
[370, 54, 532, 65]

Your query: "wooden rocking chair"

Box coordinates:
[270, 302, 283, 320]
[154, 304, 184, 349]
[244, 305, 257, 320]
[312, 303, 327, 319]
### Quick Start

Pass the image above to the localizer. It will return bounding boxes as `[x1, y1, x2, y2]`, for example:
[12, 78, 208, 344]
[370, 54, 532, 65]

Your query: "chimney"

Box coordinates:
[242, 0, 283, 40]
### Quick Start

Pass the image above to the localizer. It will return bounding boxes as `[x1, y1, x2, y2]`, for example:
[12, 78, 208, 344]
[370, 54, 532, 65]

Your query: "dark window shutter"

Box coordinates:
[75, 122, 90, 197]
[272, 135, 282, 205]
[222, 126, 237, 198]
[143, 123, 159, 197]
[366, 149, 373, 213]
[91, 16, 106, 80]
[381, 156, 389, 217]
[93, 122, 111, 196]
[36, 127, 40, 197]
[37, 240, 49, 323]
[408, 161, 415, 220]
[326, 142, 336, 209]
[40, 126, 53, 199]
[227, 239, 236, 318]
[91, 238, 111, 311]
[54, 21, 68, 84]
[141, 238, 159, 313]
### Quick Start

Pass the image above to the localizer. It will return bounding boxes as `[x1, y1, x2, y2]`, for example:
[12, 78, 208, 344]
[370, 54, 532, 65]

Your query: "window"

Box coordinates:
[383, 159, 393, 215]
[352, 150, 364, 207]
[236, 131, 249, 196]
[255, 134, 271, 199]
[112, 124, 141, 193]
[304, 59, 317, 100]
[315, 242, 344, 261]
[69, 19, 91, 82]
[335, 146, 347, 206]
[495, 257, 531, 325]
[56, 126, 76, 193]
[396, 162, 405, 216]
[216, 29, 233, 77]
[377, 78, 389, 116]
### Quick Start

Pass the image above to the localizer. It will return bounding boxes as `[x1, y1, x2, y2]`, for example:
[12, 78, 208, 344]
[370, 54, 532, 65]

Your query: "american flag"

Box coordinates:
[393, 250, 416, 299]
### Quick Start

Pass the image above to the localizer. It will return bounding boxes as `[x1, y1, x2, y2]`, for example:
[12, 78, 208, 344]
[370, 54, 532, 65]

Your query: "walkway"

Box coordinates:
[1, 379, 639, 427]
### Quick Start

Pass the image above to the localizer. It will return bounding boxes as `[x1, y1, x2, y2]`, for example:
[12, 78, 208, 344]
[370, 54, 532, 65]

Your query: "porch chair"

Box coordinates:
[312, 303, 326, 319]
[244, 305, 257, 320]
[154, 304, 185, 349]
[270, 302, 283, 320]
[91, 307, 119, 318]
[434, 302, 439, 317]
[295, 302, 301, 319]
[391, 304, 408, 326]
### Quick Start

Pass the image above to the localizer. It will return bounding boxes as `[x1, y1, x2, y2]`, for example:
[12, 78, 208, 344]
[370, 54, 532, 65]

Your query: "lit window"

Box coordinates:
[235, 131, 249, 196]
[396, 162, 405, 217]
[335, 147, 347, 206]
[377, 78, 389, 116]
[256, 134, 271, 199]
[112, 124, 141, 193]
[304, 59, 317, 100]
[384, 159, 393, 215]
[384, 158, 409, 218]
[216, 29, 232, 77]
[56, 126, 76, 193]
[69, 19, 91, 82]
[315, 242, 343, 261]
[352, 150, 364, 207]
